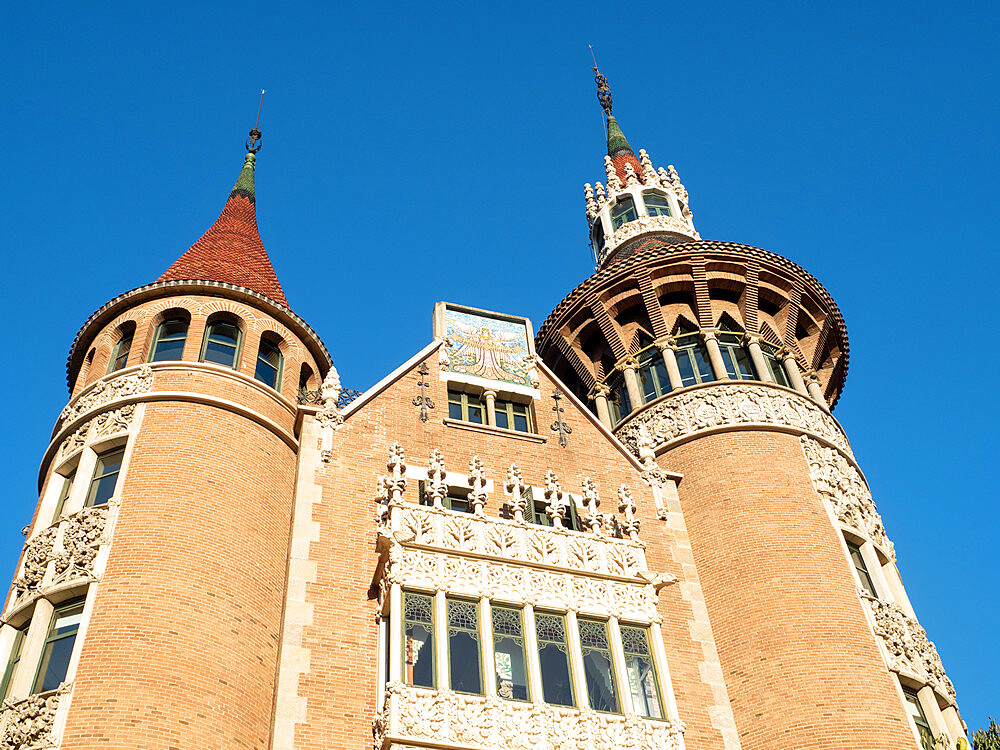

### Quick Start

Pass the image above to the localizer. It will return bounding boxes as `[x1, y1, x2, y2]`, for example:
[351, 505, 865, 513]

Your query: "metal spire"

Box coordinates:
[246, 89, 266, 154]
[589, 45, 613, 117]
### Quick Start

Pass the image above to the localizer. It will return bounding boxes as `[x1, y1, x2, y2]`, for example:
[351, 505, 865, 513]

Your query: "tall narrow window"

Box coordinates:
[403, 592, 435, 688]
[610, 196, 637, 230]
[608, 374, 632, 425]
[200, 320, 241, 368]
[637, 349, 672, 403]
[0, 626, 27, 701]
[674, 331, 714, 387]
[447, 390, 484, 424]
[534, 613, 575, 707]
[254, 338, 283, 389]
[762, 342, 791, 387]
[32, 599, 85, 694]
[621, 625, 664, 719]
[592, 220, 606, 254]
[718, 332, 756, 380]
[149, 318, 188, 362]
[447, 599, 482, 694]
[53, 470, 76, 519]
[494, 399, 532, 433]
[847, 540, 879, 598]
[84, 448, 124, 507]
[643, 192, 673, 217]
[903, 687, 934, 745]
[107, 330, 133, 373]
[578, 618, 620, 713]
[491, 606, 529, 701]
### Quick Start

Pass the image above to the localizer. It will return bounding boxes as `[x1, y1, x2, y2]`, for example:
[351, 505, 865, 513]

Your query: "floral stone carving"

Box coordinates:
[800, 436, 893, 557]
[59, 366, 153, 427]
[0, 685, 68, 750]
[863, 594, 957, 703]
[375, 683, 684, 750]
[616, 382, 852, 458]
[11, 528, 57, 601]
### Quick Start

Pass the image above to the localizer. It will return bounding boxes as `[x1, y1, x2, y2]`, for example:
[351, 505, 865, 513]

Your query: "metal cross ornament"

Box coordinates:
[412, 362, 435, 422]
[550, 388, 573, 448]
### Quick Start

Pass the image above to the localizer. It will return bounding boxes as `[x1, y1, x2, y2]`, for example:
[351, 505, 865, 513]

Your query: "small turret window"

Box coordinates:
[674, 326, 714, 387]
[107, 325, 135, 373]
[718, 322, 756, 381]
[592, 220, 606, 253]
[149, 318, 188, 362]
[200, 320, 242, 369]
[643, 192, 673, 217]
[254, 337, 283, 389]
[610, 196, 637, 230]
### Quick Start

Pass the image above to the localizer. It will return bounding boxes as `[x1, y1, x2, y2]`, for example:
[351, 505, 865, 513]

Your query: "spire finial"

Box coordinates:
[590, 45, 613, 117]
[246, 89, 266, 154]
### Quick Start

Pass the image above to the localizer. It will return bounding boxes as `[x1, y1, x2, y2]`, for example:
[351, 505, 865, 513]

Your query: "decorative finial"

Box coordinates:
[590, 45, 613, 117]
[246, 89, 266, 154]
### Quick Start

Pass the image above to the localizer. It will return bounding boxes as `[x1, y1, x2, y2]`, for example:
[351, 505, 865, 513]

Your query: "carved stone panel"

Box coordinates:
[59, 366, 152, 427]
[616, 382, 852, 457]
[800, 436, 892, 557]
[12, 527, 57, 601]
[0, 685, 68, 750]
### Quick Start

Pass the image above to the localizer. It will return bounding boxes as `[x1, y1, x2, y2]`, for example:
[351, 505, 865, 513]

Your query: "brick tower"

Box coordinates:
[534, 66, 965, 748]
[0, 128, 330, 748]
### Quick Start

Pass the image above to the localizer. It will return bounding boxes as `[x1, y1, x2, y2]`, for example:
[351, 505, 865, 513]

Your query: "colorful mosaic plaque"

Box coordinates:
[443, 307, 532, 387]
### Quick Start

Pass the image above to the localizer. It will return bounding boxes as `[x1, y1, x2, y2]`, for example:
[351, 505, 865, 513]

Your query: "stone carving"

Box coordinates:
[92, 405, 135, 438]
[617, 485, 640, 541]
[863, 594, 957, 703]
[598, 215, 699, 266]
[316, 366, 344, 461]
[543, 471, 569, 529]
[0, 685, 68, 750]
[396, 500, 646, 579]
[59, 366, 153, 427]
[616, 382, 852, 457]
[467, 457, 488, 516]
[375, 683, 683, 750]
[800, 436, 892, 557]
[60, 420, 91, 458]
[579, 478, 604, 535]
[584, 183, 598, 221]
[504, 464, 527, 523]
[12, 527, 57, 601]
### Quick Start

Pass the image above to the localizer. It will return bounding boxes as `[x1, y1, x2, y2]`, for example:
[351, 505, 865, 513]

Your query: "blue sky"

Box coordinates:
[3, 0, 997, 732]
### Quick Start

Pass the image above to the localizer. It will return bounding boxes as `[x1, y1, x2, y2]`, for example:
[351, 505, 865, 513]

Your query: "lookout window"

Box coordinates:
[84, 447, 124, 507]
[610, 196, 637, 230]
[149, 318, 188, 362]
[200, 320, 242, 369]
[108, 326, 134, 373]
[643, 192, 673, 218]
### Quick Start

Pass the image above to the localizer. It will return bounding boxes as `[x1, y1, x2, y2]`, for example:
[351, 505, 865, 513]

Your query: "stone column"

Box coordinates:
[483, 390, 497, 427]
[480, 598, 496, 697]
[388, 584, 402, 684]
[780, 348, 809, 395]
[649, 622, 682, 723]
[655, 337, 684, 391]
[941, 706, 966, 746]
[522, 603, 544, 702]
[10, 598, 54, 699]
[588, 384, 613, 429]
[917, 685, 950, 740]
[619, 355, 643, 408]
[805, 372, 830, 412]
[607, 618, 633, 715]
[701, 330, 730, 381]
[565, 610, 589, 709]
[434, 591, 448, 690]
[744, 334, 773, 383]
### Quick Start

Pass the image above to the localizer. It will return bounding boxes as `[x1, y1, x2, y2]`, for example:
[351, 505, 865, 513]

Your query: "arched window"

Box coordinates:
[610, 196, 637, 230]
[761, 342, 791, 387]
[149, 317, 189, 362]
[200, 317, 242, 368]
[254, 336, 283, 389]
[107, 324, 136, 373]
[643, 192, 673, 217]
[717, 319, 756, 381]
[673, 323, 713, 387]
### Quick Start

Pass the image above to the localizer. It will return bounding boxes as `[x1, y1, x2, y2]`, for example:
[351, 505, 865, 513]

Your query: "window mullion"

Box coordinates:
[607, 618, 634, 715]
[434, 591, 448, 691]
[388, 584, 403, 685]
[565, 610, 589, 709]
[522, 603, 544, 702]
[479, 598, 496, 698]
[647, 621, 681, 723]
[11, 599, 54, 700]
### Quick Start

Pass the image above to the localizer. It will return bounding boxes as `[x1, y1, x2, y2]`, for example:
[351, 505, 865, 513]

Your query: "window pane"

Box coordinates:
[33, 601, 84, 694]
[468, 405, 483, 424]
[495, 409, 509, 429]
[621, 626, 663, 719]
[766, 354, 790, 387]
[448, 599, 482, 694]
[403, 593, 435, 688]
[447, 494, 472, 513]
[54, 471, 75, 519]
[734, 346, 756, 379]
[203, 339, 237, 367]
[693, 345, 714, 381]
[532, 499, 551, 527]
[719, 347, 739, 379]
[644, 193, 672, 217]
[675, 350, 697, 387]
[513, 413, 528, 432]
[87, 449, 124, 507]
[0, 629, 25, 701]
[448, 401, 463, 419]
[578, 619, 619, 713]
[847, 542, 878, 598]
[492, 607, 528, 701]
[254, 359, 278, 388]
[535, 614, 574, 707]
[111, 334, 133, 372]
[150, 336, 185, 362]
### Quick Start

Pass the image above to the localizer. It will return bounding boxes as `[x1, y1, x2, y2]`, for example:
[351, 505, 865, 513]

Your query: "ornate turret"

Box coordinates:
[585, 64, 699, 266]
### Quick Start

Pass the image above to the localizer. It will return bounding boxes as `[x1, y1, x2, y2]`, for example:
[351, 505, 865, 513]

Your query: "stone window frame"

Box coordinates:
[445, 385, 538, 436]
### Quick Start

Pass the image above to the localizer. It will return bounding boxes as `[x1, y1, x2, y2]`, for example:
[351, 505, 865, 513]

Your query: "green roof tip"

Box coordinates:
[607, 116, 634, 158]
[230, 152, 256, 200]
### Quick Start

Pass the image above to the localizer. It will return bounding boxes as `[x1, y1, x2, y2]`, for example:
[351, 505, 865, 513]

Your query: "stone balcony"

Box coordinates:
[374, 682, 684, 750]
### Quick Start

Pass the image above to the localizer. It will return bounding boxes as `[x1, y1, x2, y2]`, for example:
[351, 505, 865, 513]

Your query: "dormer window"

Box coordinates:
[643, 192, 673, 218]
[610, 197, 637, 230]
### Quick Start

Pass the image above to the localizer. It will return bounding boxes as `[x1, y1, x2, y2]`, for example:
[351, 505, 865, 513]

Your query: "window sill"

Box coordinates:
[442, 419, 547, 443]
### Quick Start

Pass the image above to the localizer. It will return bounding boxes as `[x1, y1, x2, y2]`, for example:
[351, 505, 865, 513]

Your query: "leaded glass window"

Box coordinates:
[621, 625, 664, 719]
[254, 338, 283, 389]
[32, 599, 84, 694]
[674, 332, 714, 387]
[149, 318, 188, 362]
[403, 593, 435, 688]
[0, 626, 26, 701]
[85, 448, 124, 507]
[643, 192, 673, 217]
[495, 399, 532, 433]
[847, 540, 878, 598]
[200, 321, 241, 368]
[578, 618, 619, 713]
[447, 599, 482, 694]
[535, 613, 575, 707]
[611, 196, 638, 230]
[53, 470, 75, 520]
[108, 331, 133, 373]
[448, 390, 484, 424]
[491, 606, 528, 701]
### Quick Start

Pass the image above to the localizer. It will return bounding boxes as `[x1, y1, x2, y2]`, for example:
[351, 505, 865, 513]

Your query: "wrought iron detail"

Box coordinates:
[246, 128, 262, 154]
[550, 388, 573, 448]
[412, 363, 435, 422]
[299, 386, 361, 408]
[591, 47, 613, 117]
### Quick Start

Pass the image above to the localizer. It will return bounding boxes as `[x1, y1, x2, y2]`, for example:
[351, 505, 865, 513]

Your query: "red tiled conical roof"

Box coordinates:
[158, 151, 288, 308]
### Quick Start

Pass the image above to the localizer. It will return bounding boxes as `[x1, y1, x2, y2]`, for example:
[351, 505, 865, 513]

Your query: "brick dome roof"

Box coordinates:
[158, 151, 288, 307]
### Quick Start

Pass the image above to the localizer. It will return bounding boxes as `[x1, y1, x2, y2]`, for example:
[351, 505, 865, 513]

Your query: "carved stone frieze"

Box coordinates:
[597, 214, 699, 266]
[386, 547, 659, 622]
[92, 405, 135, 439]
[59, 420, 91, 458]
[616, 382, 852, 457]
[397, 504, 647, 579]
[375, 683, 684, 750]
[0, 684, 68, 750]
[800, 436, 892, 557]
[862, 594, 957, 704]
[12, 527, 57, 601]
[59, 367, 152, 428]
